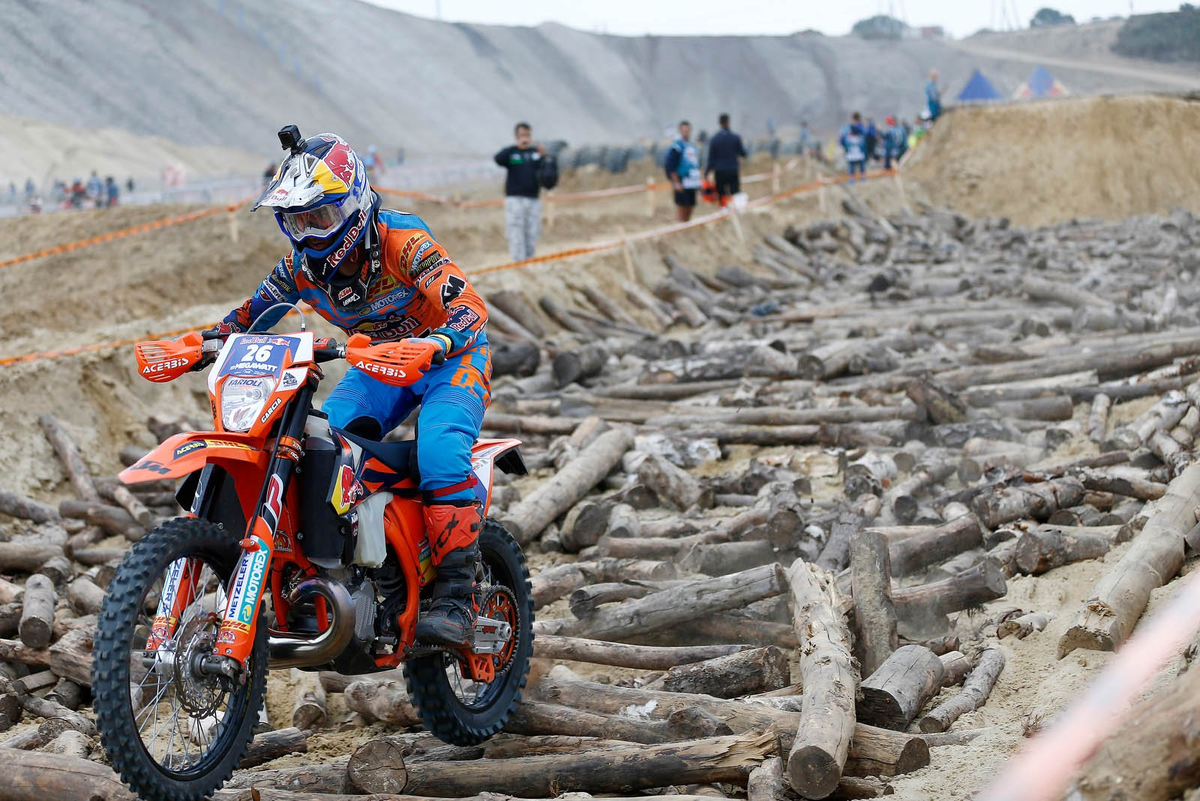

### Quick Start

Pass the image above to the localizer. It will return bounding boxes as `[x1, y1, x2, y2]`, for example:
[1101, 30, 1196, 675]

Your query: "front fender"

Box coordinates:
[120, 432, 269, 484]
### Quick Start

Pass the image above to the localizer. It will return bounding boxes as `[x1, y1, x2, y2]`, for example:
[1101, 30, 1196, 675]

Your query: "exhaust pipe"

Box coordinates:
[267, 577, 355, 668]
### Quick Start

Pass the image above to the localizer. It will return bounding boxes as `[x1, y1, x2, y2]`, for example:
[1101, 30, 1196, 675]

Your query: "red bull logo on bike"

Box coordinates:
[331, 464, 362, 515]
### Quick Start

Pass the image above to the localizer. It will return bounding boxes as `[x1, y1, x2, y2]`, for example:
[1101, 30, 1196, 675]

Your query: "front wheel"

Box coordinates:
[93, 518, 268, 801]
[405, 519, 534, 745]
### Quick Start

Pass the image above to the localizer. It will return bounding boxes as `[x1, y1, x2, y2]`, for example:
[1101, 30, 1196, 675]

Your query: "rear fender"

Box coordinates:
[119, 432, 268, 485]
[470, 438, 524, 517]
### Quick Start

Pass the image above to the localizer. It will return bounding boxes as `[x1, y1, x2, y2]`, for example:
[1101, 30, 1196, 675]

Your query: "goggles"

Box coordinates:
[279, 193, 359, 242]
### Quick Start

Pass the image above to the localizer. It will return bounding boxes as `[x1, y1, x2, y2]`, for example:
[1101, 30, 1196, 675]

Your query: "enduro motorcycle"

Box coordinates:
[92, 307, 533, 801]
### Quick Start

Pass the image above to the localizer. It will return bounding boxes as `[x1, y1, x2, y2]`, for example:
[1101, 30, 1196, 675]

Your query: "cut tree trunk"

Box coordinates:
[884, 514, 985, 576]
[38, 415, 99, 503]
[1059, 462, 1200, 657]
[1089, 393, 1112, 445]
[7, 750, 136, 801]
[342, 679, 420, 726]
[500, 427, 634, 544]
[919, 648, 1005, 733]
[892, 557, 1008, 618]
[858, 645, 945, 730]
[638, 453, 714, 510]
[997, 612, 1054, 640]
[533, 635, 750, 670]
[504, 700, 674, 744]
[240, 726, 309, 768]
[540, 563, 787, 641]
[972, 478, 1086, 528]
[1013, 525, 1119, 575]
[655, 647, 790, 698]
[291, 669, 327, 730]
[786, 559, 857, 799]
[346, 732, 777, 796]
[57, 500, 144, 540]
[18, 574, 55, 649]
[0, 489, 60, 524]
[850, 528, 898, 676]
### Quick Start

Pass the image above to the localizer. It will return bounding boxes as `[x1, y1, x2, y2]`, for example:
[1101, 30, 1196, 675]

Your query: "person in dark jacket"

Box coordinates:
[704, 113, 746, 207]
[839, 112, 867, 183]
[663, 120, 702, 222]
[494, 122, 545, 261]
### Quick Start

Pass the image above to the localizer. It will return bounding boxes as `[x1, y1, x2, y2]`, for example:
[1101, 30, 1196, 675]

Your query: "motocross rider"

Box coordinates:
[214, 128, 491, 647]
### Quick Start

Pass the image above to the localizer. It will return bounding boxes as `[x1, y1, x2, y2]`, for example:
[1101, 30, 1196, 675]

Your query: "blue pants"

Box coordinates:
[323, 338, 492, 501]
[848, 160, 865, 181]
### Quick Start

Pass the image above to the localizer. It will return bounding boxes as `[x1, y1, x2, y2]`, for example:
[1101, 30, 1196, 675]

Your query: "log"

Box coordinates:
[37, 415, 99, 503]
[540, 295, 596, 336]
[997, 611, 1054, 640]
[534, 635, 751, 670]
[559, 500, 615, 553]
[223, 758, 351, 793]
[45, 678, 83, 711]
[1089, 393, 1111, 444]
[850, 528, 898, 676]
[1060, 462, 1200, 657]
[490, 340, 541, 378]
[919, 648, 1005, 733]
[541, 563, 788, 641]
[239, 726, 309, 768]
[939, 651, 974, 686]
[892, 557, 1008, 618]
[18, 692, 95, 736]
[57, 500, 143, 540]
[488, 289, 548, 337]
[505, 700, 673, 744]
[817, 496, 882, 573]
[0, 538, 63, 574]
[1077, 468, 1167, 501]
[500, 426, 634, 544]
[343, 679, 420, 726]
[786, 559, 857, 799]
[972, 477, 1086, 528]
[569, 581, 657, 618]
[535, 675, 927, 776]
[18, 574, 55, 649]
[552, 343, 609, 387]
[748, 756, 790, 801]
[0, 488, 59, 524]
[858, 645, 945, 730]
[885, 514, 985, 575]
[318, 668, 405, 694]
[6, 750, 136, 801]
[1013, 525, 1116, 574]
[481, 733, 638, 759]
[65, 577, 105, 615]
[346, 732, 777, 796]
[657, 647, 790, 698]
[48, 628, 93, 687]
[906, 376, 967, 424]
[638, 452, 714, 510]
[291, 668, 327, 730]
[531, 557, 676, 609]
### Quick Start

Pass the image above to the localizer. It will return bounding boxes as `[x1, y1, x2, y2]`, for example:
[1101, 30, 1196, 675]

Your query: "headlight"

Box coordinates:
[220, 377, 276, 432]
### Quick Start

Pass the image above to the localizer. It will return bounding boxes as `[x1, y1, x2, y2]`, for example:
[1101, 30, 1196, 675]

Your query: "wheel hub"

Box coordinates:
[173, 613, 226, 716]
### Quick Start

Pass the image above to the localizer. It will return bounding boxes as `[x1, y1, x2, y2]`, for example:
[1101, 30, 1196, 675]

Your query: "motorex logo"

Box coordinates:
[231, 548, 270, 625]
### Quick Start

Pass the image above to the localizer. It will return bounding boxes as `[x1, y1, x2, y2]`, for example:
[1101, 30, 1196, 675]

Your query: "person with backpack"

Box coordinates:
[664, 120, 702, 222]
[494, 122, 554, 261]
[839, 112, 867, 183]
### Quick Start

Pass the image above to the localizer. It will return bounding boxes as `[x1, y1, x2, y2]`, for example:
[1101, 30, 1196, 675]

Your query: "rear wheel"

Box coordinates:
[404, 519, 533, 745]
[93, 518, 267, 801]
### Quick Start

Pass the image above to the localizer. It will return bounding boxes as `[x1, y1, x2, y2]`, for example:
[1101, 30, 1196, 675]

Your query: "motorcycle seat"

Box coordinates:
[336, 428, 420, 483]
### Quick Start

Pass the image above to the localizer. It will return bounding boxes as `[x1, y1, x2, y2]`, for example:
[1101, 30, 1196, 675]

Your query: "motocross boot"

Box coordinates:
[415, 501, 483, 647]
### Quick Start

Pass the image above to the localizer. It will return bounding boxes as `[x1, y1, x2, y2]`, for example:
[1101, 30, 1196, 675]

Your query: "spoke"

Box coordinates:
[135, 680, 173, 732]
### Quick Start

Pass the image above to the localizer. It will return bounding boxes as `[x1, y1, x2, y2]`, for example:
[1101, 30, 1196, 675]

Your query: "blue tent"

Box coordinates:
[1014, 65, 1069, 99]
[957, 69, 1003, 103]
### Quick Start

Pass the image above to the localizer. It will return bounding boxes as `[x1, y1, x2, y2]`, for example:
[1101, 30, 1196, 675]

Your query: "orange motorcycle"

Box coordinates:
[92, 310, 533, 801]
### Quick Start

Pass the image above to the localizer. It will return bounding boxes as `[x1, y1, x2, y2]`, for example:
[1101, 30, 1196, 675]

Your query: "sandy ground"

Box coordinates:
[906, 94, 1200, 226]
[0, 97, 1193, 797]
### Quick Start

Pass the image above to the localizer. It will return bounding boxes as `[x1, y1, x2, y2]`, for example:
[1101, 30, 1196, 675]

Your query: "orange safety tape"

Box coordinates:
[375, 186, 454, 204]
[0, 164, 888, 367]
[0, 198, 252, 272]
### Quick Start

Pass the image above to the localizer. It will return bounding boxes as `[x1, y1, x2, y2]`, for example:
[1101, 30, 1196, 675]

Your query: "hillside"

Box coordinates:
[0, 1, 1196, 163]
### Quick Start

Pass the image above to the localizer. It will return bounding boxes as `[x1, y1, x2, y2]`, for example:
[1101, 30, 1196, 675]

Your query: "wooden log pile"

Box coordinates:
[7, 204, 1200, 799]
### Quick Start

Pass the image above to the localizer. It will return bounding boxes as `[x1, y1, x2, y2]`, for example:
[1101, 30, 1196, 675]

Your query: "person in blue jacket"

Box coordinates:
[663, 120, 702, 222]
[883, 116, 903, 170]
[926, 70, 943, 122]
[839, 112, 867, 183]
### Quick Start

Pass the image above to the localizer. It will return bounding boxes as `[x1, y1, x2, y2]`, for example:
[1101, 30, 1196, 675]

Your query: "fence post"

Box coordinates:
[546, 189, 556, 231]
[228, 209, 239, 243]
[646, 176, 655, 218]
[771, 162, 781, 194]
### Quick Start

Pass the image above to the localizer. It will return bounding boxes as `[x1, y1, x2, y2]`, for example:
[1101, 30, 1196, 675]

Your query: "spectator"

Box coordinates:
[262, 161, 277, 187]
[69, 177, 87, 209]
[925, 70, 942, 122]
[664, 120, 702, 223]
[839, 112, 867, 183]
[883, 116, 903, 170]
[86, 170, 103, 207]
[865, 117, 879, 162]
[24, 178, 36, 201]
[7, 181, 16, 206]
[494, 121, 546, 261]
[105, 176, 119, 207]
[126, 176, 135, 193]
[799, 121, 817, 159]
[705, 112, 746, 207]
[363, 145, 386, 182]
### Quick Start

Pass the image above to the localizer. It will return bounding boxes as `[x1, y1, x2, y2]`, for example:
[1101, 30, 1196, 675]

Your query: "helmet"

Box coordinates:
[254, 128, 380, 309]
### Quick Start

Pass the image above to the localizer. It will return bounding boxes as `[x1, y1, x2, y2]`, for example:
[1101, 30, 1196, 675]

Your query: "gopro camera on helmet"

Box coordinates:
[278, 124, 305, 153]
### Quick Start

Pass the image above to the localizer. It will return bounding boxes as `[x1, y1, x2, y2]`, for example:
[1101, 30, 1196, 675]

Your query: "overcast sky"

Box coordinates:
[361, 1, 1180, 37]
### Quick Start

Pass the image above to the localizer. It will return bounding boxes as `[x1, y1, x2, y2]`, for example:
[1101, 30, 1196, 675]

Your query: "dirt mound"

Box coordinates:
[907, 95, 1200, 226]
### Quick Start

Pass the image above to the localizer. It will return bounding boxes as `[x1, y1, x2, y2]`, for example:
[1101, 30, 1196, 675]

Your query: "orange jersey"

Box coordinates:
[225, 209, 487, 353]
